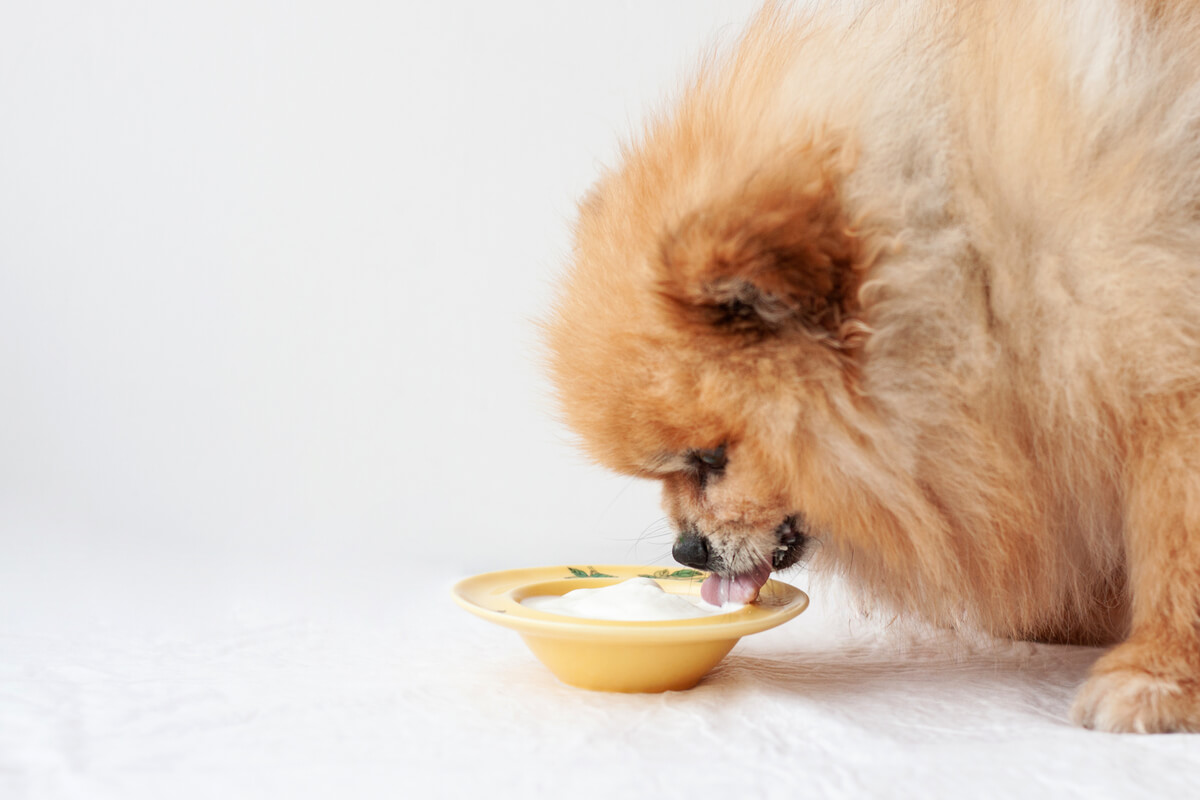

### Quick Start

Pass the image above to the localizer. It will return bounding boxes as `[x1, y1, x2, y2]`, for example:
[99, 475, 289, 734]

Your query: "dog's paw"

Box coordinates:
[1070, 645, 1200, 733]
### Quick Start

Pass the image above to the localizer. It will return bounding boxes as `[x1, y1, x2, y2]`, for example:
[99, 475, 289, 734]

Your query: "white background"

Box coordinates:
[1, 0, 767, 630]
[9, 4, 1198, 799]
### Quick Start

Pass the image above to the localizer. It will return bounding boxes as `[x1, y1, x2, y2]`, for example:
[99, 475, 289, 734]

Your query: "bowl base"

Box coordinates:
[521, 634, 739, 693]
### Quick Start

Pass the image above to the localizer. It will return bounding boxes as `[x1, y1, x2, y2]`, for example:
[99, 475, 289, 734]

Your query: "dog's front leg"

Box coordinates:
[1071, 398, 1200, 732]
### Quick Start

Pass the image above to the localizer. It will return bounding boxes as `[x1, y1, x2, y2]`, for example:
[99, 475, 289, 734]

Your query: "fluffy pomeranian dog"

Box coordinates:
[545, 0, 1200, 732]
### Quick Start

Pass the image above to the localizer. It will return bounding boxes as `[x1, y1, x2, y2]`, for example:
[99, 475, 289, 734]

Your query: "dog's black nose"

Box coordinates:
[672, 530, 710, 570]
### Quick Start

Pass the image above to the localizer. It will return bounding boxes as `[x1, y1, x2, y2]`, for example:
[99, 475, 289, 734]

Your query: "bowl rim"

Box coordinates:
[452, 564, 809, 643]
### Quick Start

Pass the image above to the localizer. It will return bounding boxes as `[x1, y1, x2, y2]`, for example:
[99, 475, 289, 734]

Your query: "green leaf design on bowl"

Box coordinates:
[638, 568, 707, 580]
[565, 567, 617, 579]
[564, 567, 707, 580]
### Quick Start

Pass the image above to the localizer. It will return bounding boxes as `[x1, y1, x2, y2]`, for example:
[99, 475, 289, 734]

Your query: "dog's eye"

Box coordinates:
[689, 444, 727, 473]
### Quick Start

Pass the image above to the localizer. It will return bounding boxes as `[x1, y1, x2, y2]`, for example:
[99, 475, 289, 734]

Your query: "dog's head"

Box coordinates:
[546, 127, 885, 603]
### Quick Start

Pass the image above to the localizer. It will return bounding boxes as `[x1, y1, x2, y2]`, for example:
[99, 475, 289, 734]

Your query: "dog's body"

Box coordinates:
[546, 0, 1200, 731]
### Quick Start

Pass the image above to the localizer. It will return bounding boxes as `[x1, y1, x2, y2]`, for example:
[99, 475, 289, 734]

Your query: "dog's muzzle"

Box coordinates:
[772, 515, 808, 570]
[672, 527, 710, 570]
[672, 515, 810, 573]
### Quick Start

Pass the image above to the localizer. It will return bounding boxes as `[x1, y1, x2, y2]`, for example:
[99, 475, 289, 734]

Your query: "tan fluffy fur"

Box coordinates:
[545, 0, 1200, 732]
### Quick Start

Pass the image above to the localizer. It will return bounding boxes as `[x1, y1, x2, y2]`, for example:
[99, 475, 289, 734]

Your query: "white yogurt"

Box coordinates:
[522, 577, 743, 621]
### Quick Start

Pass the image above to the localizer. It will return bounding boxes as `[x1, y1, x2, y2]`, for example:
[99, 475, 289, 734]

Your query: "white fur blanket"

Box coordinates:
[4, 558, 1197, 799]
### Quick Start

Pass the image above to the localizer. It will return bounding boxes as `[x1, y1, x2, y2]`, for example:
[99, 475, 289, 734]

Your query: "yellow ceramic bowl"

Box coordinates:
[452, 564, 809, 693]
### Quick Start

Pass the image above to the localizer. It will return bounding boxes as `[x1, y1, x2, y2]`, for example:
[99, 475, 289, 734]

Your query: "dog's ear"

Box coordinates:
[657, 174, 867, 345]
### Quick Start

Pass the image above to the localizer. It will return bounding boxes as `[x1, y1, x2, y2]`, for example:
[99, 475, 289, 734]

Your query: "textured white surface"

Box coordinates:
[5, 557, 1199, 800]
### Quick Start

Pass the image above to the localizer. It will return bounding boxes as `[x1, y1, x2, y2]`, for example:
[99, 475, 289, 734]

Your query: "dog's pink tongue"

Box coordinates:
[700, 561, 772, 605]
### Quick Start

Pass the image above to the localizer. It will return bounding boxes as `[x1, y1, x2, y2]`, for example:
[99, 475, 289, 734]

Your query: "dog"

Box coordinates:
[544, 0, 1200, 732]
